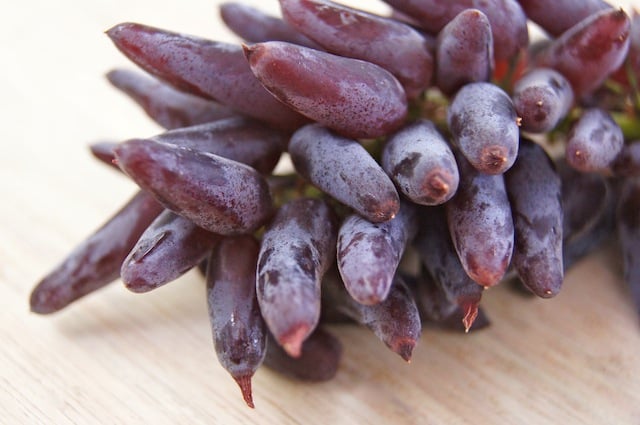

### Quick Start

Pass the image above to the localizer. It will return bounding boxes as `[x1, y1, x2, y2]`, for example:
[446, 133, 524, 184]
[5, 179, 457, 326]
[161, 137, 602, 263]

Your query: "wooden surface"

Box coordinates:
[2, 1, 640, 424]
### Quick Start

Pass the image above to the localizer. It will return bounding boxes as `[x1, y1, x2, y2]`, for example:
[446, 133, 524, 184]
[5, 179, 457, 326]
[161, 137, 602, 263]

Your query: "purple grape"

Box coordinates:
[289, 124, 400, 223]
[447, 82, 519, 174]
[121, 210, 220, 293]
[381, 119, 459, 206]
[243, 41, 408, 139]
[279, 0, 433, 99]
[114, 139, 273, 235]
[616, 177, 640, 318]
[613, 141, 640, 177]
[256, 198, 337, 358]
[517, 0, 612, 37]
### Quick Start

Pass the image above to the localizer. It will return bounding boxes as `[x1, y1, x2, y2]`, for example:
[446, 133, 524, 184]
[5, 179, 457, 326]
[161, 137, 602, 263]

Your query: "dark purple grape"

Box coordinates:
[279, 0, 433, 99]
[263, 327, 342, 381]
[106, 68, 236, 130]
[337, 201, 418, 305]
[150, 116, 289, 174]
[517, 0, 612, 37]
[219, 1, 320, 48]
[512, 68, 574, 133]
[382, 0, 529, 60]
[565, 108, 624, 173]
[206, 235, 266, 408]
[447, 82, 519, 174]
[445, 153, 514, 287]
[613, 141, 640, 177]
[256, 198, 337, 358]
[106, 23, 308, 131]
[121, 210, 220, 293]
[322, 268, 421, 361]
[289, 124, 400, 223]
[243, 41, 408, 139]
[616, 177, 640, 318]
[30, 191, 164, 314]
[382, 119, 459, 206]
[435, 8, 493, 96]
[535, 9, 630, 98]
[114, 139, 273, 235]
[505, 139, 563, 298]
[414, 206, 484, 331]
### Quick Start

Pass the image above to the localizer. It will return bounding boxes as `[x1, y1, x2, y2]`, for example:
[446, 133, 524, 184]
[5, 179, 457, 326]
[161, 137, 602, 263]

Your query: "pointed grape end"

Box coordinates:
[392, 338, 416, 362]
[29, 284, 57, 315]
[278, 323, 311, 358]
[461, 302, 480, 333]
[233, 375, 255, 409]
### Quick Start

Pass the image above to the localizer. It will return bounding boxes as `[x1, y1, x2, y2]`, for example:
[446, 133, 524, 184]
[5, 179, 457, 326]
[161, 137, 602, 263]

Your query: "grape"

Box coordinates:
[30, 191, 163, 314]
[535, 8, 631, 98]
[445, 153, 514, 287]
[279, 0, 433, 99]
[414, 206, 484, 331]
[263, 327, 342, 382]
[616, 178, 640, 317]
[505, 139, 563, 298]
[106, 68, 236, 130]
[381, 119, 459, 206]
[435, 8, 493, 96]
[219, 1, 320, 48]
[613, 141, 640, 177]
[114, 139, 273, 235]
[289, 124, 400, 222]
[611, 11, 640, 87]
[512, 68, 574, 133]
[243, 41, 408, 138]
[517, 0, 612, 37]
[149, 116, 289, 174]
[121, 210, 220, 293]
[106, 23, 308, 131]
[336, 201, 418, 305]
[89, 141, 121, 172]
[447, 82, 519, 174]
[382, 0, 529, 60]
[206, 235, 266, 409]
[322, 268, 421, 361]
[256, 198, 337, 358]
[565, 108, 624, 173]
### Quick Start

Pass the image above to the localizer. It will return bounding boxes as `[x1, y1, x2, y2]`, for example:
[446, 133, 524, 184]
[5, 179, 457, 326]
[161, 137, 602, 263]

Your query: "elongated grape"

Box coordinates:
[613, 141, 640, 177]
[114, 139, 273, 235]
[106, 68, 236, 130]
[447, 82, 519, 174]
[535, 9, 630, 98]
[414, 206, 484, 331]
[30, 191, 164, 314]
[446, 153, 514, 287]
[89, 141, 121, 172]
[121, 210, 219, 293]
[616, 178, 640, 317]
[382, 0, 528, 60]
[337, 201, 418, 305]
[611, 11, 640, 87]
[256, 198, 337, 358]
[505, 139, 563, 298]
[289, 124, 399, 222]
[106, 23, 308, 131]
[150, 116, 288, 174]
[219, 2, 320, 48]
[512, 68, 574, 133]
[322, 269, 421, 361]
[517, 0, 611, 37]
[279, 0, 433, 99]
[565, 108, 624, 173]
[206, 235, 266, 408]
[382, 119, 459, 205]
[435, 9, 493, 96]
[263, 327, 342, 381]
[243, 41, 408, 139]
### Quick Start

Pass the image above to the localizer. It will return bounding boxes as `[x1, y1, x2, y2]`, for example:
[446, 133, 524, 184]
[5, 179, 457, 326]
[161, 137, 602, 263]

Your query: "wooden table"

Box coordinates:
[2, 1, 640, 424]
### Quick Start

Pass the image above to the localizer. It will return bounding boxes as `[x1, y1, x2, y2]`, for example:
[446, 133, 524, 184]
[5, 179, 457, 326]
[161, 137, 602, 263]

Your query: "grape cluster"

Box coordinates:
[31, 0, 640, 409]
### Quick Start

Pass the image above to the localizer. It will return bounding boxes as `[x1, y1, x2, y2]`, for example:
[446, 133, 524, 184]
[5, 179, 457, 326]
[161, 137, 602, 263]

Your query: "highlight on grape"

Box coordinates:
[31, 0, 640, 408]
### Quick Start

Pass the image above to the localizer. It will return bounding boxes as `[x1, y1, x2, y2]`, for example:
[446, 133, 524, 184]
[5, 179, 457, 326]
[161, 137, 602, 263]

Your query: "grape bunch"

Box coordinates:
[30, 0, 640, 409]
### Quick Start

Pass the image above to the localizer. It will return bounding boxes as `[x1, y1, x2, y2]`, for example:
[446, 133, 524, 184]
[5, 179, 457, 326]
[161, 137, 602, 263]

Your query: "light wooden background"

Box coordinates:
[2, 1, 640, 424]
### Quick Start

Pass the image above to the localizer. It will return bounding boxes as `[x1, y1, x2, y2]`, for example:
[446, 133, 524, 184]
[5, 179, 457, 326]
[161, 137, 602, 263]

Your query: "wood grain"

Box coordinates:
[2, 1, 640, 424]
